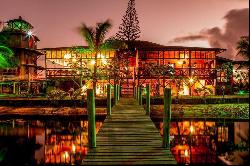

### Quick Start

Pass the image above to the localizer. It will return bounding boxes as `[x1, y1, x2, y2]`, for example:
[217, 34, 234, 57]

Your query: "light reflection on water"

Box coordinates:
[0, 119, 103, 165]
[154, 120, 249, 165]
[0, 119, 248, 165]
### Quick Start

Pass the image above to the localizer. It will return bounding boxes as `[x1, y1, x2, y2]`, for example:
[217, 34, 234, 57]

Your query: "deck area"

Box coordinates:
[82, 98, 176, 165]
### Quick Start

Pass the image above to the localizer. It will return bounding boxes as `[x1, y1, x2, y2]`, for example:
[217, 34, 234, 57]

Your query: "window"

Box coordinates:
[218, 126, 228, 142]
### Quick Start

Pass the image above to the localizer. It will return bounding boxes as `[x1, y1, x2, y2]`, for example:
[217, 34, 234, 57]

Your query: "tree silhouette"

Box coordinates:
[116, 0, 141, 42]
[237, 36, 249, 60]
[236, 36, 249, 69]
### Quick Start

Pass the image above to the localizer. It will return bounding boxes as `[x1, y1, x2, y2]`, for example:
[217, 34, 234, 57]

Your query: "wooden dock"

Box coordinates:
[82, 98, 176, 165]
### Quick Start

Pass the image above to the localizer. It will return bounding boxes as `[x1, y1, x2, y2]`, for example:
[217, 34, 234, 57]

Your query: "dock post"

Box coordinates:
[134, 86, 137, 99]
[114, 84, 118, 105]
[13, 82, 16, 94]
[137, 86, 140, 101]
[139, 85, 142, 105]
[163, 88, 171, 148]
[146, 84, 150, 115]
[117, 85, 120, 101]
[107, 84, 111, 116]
[87, 89, 96, 148]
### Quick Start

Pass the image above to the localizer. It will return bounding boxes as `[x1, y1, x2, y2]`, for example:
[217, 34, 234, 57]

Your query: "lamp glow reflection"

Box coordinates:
[190, 125, 195, 134]
[184, 149, 189, 157]
[72, 144, 76, 153]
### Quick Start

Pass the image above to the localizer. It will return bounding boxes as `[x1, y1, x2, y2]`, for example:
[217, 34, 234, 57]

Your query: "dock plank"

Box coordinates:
[82, 98, 176, 165]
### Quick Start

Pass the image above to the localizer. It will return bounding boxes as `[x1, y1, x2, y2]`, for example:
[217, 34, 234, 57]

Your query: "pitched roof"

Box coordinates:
[131, 40, 226, 53]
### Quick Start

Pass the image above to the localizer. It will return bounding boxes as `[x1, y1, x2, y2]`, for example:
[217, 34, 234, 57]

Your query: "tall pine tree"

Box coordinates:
[116, 0, 141, 42]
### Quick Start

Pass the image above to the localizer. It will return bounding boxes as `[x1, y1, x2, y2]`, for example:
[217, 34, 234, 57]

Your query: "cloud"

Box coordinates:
[170, 8, 249, 60]
[169, 35, 207, 43]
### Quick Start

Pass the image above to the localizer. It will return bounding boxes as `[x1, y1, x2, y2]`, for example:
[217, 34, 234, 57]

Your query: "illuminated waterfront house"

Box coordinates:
[0, 16, 43, 94]
[41, 41, 227, 96]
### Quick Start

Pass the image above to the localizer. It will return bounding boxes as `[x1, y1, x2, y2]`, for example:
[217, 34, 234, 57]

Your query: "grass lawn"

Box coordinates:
[151, 103, 249, 120]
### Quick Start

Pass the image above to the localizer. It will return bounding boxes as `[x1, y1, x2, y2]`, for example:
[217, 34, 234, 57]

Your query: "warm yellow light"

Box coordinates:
[81, 85, 87, 95]
[72, 144, 76, 153]
[64, 151, 69, 159]
[189, 78, 194, 83]
[178, 91, 183, 95]
[190, 125, 195, 134]
[90, 60, 96, 65]
[102, 59, 107, 65]
[184, 149, 189, 157]
[97, 54, 106, 59]
[177, 60, 183, 65]
[183, 84, 189, 95]
[96, 85, 101, 95]
[64, 54, 71, 59]
[72, 58, 77, 63]
[180, 53, 185, 59]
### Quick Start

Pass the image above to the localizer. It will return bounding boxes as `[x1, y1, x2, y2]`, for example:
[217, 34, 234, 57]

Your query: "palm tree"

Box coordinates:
[80, 20, 112, 96]
[236, 36, 249, 69]
[80, 20, 126, 96]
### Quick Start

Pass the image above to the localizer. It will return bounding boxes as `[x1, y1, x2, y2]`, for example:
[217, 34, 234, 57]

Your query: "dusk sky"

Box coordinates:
[0, 0, 249, 60]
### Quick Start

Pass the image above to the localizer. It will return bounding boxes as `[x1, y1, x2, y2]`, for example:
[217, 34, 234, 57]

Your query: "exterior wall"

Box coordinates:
[137, 50, 217, 96]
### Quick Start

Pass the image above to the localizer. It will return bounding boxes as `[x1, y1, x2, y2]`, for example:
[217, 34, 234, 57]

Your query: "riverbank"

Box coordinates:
[143, 94, 249, 105]
[0, 106, 107, 120]
[150, 103, 249, 122]
[0, 97, 113, 107]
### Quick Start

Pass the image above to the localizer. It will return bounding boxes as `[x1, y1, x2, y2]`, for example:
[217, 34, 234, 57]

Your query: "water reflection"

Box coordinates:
[0, 119, 103, 165]
[154, 120, 249, 165]
[1, 118, 248, 165]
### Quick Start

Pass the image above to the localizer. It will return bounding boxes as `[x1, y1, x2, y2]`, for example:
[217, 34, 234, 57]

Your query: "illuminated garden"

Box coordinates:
[0, 0, 249, 165]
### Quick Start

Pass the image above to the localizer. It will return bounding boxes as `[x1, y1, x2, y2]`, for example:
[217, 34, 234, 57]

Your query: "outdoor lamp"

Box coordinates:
[90, 60, 96, 65]
[27, 30, 33, 36]
[64, 54, 71, 59]
[189, 78, 194, 83]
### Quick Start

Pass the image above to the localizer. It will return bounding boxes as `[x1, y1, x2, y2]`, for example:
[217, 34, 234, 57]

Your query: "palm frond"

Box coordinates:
[80, 24, 95, 50]
[70, 46, 93, 54]
[100, 37, 127, 50]
[95, 19, 112, 49]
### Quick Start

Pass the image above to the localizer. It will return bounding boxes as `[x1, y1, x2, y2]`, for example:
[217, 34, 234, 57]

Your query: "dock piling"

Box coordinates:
[139, 85, 142, 105]
[146, 84, 150, 115]
[107, 84, 111, 115]
[114, 84, 118, 105]
[163, 88, 171, 148]
[87, 89, 96, 148]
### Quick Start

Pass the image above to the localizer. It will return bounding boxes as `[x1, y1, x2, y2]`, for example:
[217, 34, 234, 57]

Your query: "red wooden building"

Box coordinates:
[41, 40, 227, 96]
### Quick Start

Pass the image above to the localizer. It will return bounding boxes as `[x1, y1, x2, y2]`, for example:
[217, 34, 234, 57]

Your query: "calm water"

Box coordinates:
[0, 119, 103, 165]
[0, 118, 248, 165]
[154, 120, 249, 165]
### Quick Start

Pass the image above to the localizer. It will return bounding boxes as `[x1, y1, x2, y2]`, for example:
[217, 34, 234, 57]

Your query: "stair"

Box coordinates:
[121, 78, 134, 97]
